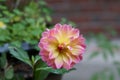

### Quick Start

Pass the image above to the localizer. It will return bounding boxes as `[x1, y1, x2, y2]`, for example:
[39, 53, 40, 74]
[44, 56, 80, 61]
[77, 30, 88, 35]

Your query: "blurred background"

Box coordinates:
[46, 0, 120, 35]
[0, 0, 120, 80]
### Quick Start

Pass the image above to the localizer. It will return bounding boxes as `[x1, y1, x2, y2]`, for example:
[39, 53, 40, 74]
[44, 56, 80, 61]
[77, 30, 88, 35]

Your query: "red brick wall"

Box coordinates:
[46, 0, 120, 34]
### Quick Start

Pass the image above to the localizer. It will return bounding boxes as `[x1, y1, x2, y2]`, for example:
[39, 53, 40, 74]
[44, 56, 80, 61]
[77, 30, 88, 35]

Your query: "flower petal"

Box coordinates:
[55, 55, 63, 69]
[43, 36, 58, 51]
[63, 63, 71, 70]
[55, 23, 62, 30]
[71, 45, 85, 55]
[62, 54, 71, 65]
[71, 56, 81, 63]
[49, 50, 59, 59]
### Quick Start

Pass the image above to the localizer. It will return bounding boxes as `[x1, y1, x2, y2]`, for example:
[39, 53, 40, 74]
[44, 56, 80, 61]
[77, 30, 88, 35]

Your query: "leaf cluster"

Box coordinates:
[8, 46, 75, 80]
[0, 0, 52, 49]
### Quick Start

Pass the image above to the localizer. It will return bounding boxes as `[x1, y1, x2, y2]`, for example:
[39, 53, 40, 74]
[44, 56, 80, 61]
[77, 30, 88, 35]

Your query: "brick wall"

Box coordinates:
[46, 0, 120, 34]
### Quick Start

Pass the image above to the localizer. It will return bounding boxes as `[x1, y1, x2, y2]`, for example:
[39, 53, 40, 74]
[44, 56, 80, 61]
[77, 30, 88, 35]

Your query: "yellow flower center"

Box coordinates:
[58, 43, 68, 53]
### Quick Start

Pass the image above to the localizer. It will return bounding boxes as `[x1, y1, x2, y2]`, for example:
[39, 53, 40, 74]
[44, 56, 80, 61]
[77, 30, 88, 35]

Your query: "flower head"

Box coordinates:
[0, 21, 6, 29]
[38, 24, 86, 70]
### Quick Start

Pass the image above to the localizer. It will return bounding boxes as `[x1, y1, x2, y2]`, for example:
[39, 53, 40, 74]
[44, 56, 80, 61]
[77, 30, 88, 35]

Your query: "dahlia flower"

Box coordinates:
[38, 24, 86, 70]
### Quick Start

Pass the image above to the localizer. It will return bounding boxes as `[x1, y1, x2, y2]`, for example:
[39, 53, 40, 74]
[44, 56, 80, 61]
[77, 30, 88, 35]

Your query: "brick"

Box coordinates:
[78, 22, 120, 28]
[68, 16, 92, 23]
[46, 0, 120, 35]
[96, 0, 120, 3]
[108, 4, 120, 13]
[69, 0, 91, 4]
[47, 2, 71, 13]
[96, 18, 119, 22]
[46, 0, 63, 4]
[51, 16, 63, 23]
[52, 4, 104, 14]
[78, 25, 120, 36]
[79, 6, 103, 12]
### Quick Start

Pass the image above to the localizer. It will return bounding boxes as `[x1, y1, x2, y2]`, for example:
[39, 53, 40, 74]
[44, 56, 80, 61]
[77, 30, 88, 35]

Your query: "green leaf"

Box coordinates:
[36, 67, 76, 74]
[35, 70, 49, 80]
[109, 72, 114, 80]
[114, 61, 120, 66]
[46, 15, 51, 22]
[114, 61, 120, 76]
[102, 51, 108, 61]
[34, 55, 41, 64]
[117, 67, 120, 76]
[9, 46, 32, 67]
[108, 47, 114, 57]
[100, 71, 107, 80]
[0, 53, 7, 68]
[5, 66, 14, 79]
[13, 9, 22, 15]
[88, 51, 99, 60]
[34, 59, 49, 80]
[0, 5, 7, 10]
[91, 73, 99, 80]
[91, 68, 115, 80]
[14, 74, 25, 80]
[10, 41, 21, 47]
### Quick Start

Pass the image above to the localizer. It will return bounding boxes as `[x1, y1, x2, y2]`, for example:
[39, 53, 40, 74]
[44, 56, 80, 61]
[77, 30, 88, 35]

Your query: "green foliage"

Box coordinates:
[9, 46, 48, 80]
[88, 51, 99, 60]
[34, 58, 75, 80]
[0, 53, 7, 68]
[0, 0, 52, 49]
[34, 59, 49, 80]
[88, 33, 119, 61]
[60, 18, 76, 27]
[0, 53, 14, 80]
[114, 61, 120, 76]
[88, 31, 120, 80]
[91, 69, 115, 80]
[8, 46, 75, 80]
[37, 67, 76, 74]
[9, 46, 32, 67]
[14, 74, 25, 80]
[5, 66, 14, 79]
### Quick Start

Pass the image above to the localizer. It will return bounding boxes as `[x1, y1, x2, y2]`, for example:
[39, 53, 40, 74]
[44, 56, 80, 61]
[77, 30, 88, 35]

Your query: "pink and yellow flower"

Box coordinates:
[38, 24, 86, 70]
